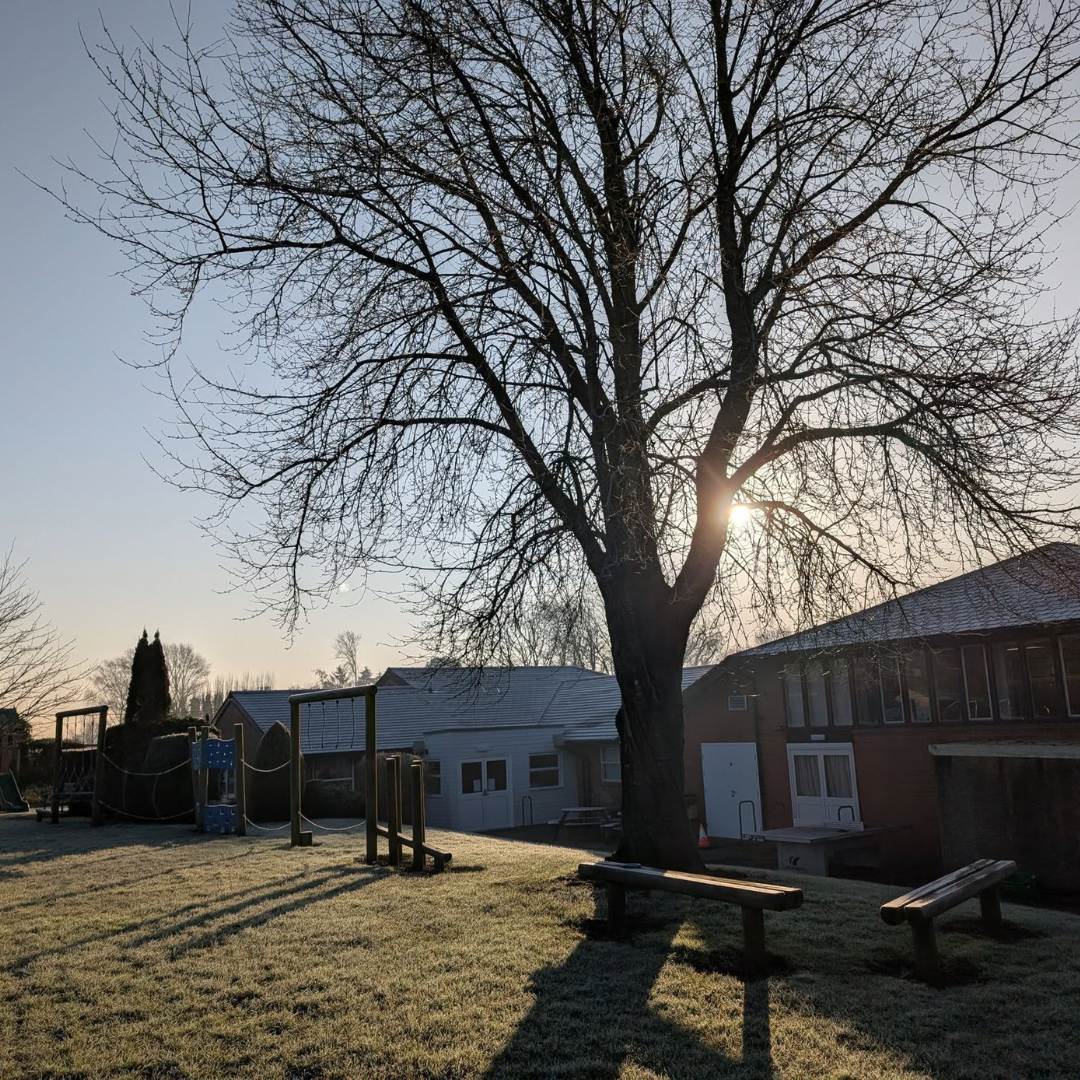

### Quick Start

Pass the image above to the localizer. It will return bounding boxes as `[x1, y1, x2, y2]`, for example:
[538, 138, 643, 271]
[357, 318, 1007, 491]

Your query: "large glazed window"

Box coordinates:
[852, 657, 883, 725]
[992, 642, 1026, 719]
[828, 663, 853, 726]
[1059, 635, 1080, 716]
[961, 645, 993, 721]
[600, 744, 621, 782]
[904, 651, 932, 723]
[806, 661, 829, 727]
[783, 667, 806, 727]
[1026, 640, 1060, 716]
[528, 753, 561, 789]
[933, 648, 965, 722]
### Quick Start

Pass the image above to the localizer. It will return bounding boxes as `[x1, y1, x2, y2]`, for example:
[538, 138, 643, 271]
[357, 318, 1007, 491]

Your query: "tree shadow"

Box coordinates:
[485, 890, 773, 1078]
[8, 865, 375, 973]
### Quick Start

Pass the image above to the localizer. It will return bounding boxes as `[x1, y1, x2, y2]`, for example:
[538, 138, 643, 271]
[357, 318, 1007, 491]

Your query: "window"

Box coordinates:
[1026, 639, 1060, 716]
[529, 752, 561, 789]
[823, 754, 853, 799]
[880, 660, 904, 724]
[852, 657, 883, 725]
[600, 744, 621, 782]
[783, 667, 805, 727]
[806, 662, 829, 727]
[993, 642, 1026, 719]
[792, 754, 821, 797]
[828, 663, 853, 726]
[904, 651, 932, 723]
[486, 759, 508, 791]
[933, 647, 965, 722]
[425, 760, 442, 796]
[961, 645, 992, 720]
[1059, 635, 1080, 717]
[461, 761, 483, 794]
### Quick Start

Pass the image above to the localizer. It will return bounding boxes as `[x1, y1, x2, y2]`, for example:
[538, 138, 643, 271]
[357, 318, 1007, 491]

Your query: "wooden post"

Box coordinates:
[290, 698, 302, 846]
[365, 689, 378, 864]
[606, 883, 626, 935]
[387, 756, 402, 866]
[50, 712, 63, 825]
[188, 725, 199, 831]
[980, 887, 1003, 936]
[197, 725, 210, 833]
[234, 724, 247, 837]
[741, 906, 767, 981]
[411, 758, 425, 871]
[91, 707, 108, 826]
[911, 920, 940, 982]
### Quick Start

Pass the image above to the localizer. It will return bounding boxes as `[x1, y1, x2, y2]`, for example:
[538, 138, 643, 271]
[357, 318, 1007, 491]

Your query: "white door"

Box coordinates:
[702, 743, 762, 838]
[787, 744, 860, 827]
[459, 758, 512, 831]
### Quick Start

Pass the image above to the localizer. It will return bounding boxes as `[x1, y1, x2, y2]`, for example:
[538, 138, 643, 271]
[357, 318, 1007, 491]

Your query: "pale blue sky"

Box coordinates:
[0, 1, 413, 698]
[3, 3, 1080, 713]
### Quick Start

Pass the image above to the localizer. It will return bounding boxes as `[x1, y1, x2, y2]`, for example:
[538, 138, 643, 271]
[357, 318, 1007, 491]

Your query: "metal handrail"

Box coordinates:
[738, 799, 759, 839]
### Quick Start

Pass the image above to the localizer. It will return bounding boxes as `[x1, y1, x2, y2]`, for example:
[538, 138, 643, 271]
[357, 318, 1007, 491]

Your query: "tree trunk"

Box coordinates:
[609, 636, 702, 871]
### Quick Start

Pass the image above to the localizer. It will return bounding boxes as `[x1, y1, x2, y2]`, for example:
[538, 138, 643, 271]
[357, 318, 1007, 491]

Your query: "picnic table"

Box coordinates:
[549, 806, 620, 832]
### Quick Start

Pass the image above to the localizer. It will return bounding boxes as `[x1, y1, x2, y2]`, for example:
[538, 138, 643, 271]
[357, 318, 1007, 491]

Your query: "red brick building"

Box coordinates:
[684, 544, 1080, 884]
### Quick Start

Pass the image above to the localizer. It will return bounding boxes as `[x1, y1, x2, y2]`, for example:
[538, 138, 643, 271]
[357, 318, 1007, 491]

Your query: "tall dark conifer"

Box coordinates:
[146, 631, 171, 723]
[123, 630, 149, 725]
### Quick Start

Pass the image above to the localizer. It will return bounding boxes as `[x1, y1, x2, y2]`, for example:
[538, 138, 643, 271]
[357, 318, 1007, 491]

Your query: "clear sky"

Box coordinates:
[0, 1, 414, 701]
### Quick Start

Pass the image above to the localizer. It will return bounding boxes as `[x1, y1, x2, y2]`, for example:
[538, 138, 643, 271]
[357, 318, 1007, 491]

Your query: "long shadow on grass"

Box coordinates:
[8, 865, 369, 973]
[485, 891, 772, 1078]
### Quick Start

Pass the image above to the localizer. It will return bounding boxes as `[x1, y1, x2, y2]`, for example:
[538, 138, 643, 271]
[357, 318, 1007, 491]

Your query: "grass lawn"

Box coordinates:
[2, 815, 1079, 1078]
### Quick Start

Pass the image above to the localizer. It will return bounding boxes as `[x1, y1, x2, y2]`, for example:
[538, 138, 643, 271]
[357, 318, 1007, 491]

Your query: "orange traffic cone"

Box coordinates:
[697, 824, 710, 849]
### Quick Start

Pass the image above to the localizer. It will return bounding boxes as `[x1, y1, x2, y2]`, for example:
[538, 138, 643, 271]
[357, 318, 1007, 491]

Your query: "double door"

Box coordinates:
[459, 757, 512, 831]
[787, 744, 860, 826]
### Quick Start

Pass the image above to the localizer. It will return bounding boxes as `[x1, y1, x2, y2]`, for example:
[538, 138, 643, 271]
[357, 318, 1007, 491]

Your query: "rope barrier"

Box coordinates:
[243, 818, 292, 833]
[242, 760, 291, 775]
[299, 814, 368, 833]
[96, 800, 194, 822]
[100, 753, 191, 778]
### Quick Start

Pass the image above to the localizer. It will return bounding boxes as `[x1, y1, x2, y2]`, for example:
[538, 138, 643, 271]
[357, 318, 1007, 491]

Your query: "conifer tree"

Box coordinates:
[145, 631, 171, 724]
[123, 630, 149, 725]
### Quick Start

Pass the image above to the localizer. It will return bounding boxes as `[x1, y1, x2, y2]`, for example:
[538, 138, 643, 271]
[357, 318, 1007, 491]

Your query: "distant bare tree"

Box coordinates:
[201, 671, 276, 717]
[0, 547, 86, 730]
[68, 0, 1080, 866]
[91, 648, 135, 721]
[163, 641, 211, 717]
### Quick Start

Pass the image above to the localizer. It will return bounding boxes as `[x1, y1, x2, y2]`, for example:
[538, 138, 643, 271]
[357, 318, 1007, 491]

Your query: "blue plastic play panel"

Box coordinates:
[190, 739, 236, 770]
[203, 804, 238, 833]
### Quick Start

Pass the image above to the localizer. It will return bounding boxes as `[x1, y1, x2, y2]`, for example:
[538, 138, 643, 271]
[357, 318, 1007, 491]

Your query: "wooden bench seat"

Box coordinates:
[578, 861, 802, 979]
[880, 858, 1016, 979]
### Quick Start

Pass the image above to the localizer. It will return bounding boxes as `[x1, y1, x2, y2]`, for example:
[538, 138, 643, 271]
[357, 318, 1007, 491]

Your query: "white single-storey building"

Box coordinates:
[214, 664, 710, 831]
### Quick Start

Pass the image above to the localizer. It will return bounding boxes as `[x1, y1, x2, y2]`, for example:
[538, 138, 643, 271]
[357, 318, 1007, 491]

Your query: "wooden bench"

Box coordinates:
[880, 858, 1016, 980]
[578, 861, 803, 980]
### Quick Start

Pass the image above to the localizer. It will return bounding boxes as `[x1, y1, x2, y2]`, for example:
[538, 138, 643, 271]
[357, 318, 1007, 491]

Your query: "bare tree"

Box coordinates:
[91, 648, 135, 721]
[0, 547, 86, 729]
[163, 641, 211, 717]
[67, 0, 1080, 866]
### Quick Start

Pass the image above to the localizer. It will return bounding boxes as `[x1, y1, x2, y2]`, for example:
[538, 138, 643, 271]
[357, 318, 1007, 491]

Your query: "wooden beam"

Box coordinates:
[197, 725, 210, 834]
[50, 712, 63, 825]
[387, 756, 402, 867]
[365, 691, 378, 864]
[606, 883, 626, 934]
[742, 907, 767, 981]
[90, 707, 108, 827]
[980, 887, 1003, 936]
[234, 723, 247, 837]
[411, 759, 426, 872]
[911, 920, 940, 982]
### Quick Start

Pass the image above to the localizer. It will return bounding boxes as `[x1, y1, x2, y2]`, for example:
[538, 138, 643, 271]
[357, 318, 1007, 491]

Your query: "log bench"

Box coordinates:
[879, 858, 1017, 980]
[578, 861, 803, 980]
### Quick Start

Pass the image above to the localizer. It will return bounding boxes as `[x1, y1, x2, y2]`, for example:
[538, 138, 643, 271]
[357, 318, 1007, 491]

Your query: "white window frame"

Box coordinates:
[527, 751, 562, 790]
[1058, 635, 1080, 717]
[880, 659, 905, 724]
[786, 743, 861, 827]
[961, 644, 993, 721]
[600, 744, 621, 783]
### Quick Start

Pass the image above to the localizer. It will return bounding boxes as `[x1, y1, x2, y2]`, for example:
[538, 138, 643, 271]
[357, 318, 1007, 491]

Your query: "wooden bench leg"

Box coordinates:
[741, 907, 767, 981]
[606, 883, 626, 935]
[980, 887, 1003, 935]
[911, 920, 940, 981]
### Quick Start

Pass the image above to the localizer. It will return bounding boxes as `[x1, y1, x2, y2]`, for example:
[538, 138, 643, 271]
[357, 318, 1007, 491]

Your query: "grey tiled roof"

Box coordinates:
[548, 666, 714, 742]
[224, 665, 609, 755]
[224, 664, 713, 753]
[737, 543, 1080, 658]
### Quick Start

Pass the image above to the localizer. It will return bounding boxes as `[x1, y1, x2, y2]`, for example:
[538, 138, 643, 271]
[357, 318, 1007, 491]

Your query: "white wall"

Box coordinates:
[421, 725, 579, 831]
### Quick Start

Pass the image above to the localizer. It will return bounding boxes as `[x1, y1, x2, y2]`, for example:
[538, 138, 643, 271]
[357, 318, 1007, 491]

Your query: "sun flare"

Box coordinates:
[727, 503, 752, 528]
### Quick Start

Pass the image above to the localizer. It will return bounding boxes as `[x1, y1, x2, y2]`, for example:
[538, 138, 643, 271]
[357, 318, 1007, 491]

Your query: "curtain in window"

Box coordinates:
[823, 754, 853, 799]
[793, 754, 821, 797]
